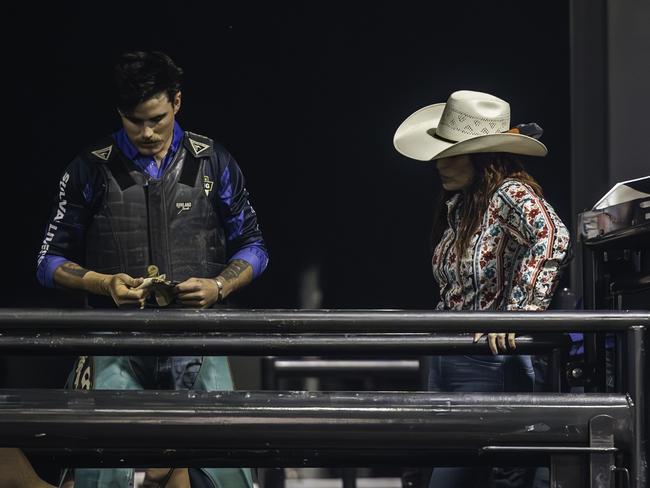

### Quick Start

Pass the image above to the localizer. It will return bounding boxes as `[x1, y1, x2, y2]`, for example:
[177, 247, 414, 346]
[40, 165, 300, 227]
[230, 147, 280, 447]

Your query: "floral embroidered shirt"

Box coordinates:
[431, 179, 571, 311]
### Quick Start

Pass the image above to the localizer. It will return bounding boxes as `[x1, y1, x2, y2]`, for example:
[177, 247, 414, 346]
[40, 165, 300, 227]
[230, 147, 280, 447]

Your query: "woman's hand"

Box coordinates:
[473, 332, 516, 355]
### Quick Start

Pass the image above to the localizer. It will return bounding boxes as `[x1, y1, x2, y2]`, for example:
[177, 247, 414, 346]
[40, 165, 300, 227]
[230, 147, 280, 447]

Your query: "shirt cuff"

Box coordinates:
[37, 255, 70, 288]
[230, 245, 269, 279]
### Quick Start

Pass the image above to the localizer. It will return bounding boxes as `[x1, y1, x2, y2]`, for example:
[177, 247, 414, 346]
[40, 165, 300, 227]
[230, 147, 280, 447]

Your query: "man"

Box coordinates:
[36, 51, 268, 488]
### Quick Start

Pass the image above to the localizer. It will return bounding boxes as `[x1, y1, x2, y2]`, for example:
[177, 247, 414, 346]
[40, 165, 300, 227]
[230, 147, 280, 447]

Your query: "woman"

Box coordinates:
[394, 90, 571, 487]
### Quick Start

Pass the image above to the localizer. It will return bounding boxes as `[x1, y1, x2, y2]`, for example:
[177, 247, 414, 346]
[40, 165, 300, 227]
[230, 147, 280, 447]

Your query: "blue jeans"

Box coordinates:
[66, 356, 253, 488]
[427, 355, 537, 488]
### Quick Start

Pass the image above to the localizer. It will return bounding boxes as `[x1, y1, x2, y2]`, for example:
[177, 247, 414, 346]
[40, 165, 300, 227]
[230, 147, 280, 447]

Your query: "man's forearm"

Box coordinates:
[216, 259, 253, 299]
[53, 261, 111, 296]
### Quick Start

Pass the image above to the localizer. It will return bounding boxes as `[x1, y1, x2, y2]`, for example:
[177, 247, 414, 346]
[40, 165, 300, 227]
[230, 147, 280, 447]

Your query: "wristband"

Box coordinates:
[214, 277, 225, 301]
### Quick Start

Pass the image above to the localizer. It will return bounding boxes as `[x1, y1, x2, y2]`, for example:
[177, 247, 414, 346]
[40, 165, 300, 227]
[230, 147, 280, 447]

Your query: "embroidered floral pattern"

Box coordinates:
[431, 180, 571, 311]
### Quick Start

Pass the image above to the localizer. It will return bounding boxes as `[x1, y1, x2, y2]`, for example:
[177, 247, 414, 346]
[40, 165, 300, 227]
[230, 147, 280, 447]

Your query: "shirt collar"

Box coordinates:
[446, 193, 462, 210]
[112, 121, 184, 164]
[444, 193, 464, 223]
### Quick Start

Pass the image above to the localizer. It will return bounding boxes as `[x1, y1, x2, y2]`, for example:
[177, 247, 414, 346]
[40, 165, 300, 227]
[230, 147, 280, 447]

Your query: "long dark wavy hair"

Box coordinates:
[430, 153, 544, 256]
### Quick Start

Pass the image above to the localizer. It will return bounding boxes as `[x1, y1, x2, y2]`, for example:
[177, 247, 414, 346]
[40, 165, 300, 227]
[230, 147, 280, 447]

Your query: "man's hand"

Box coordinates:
[473, 332, 516, 355]
[174, 260, 254, 309]
[174, 277, 221, 309]
[103, 273, 147, 308]
[54, 263, 147, 308]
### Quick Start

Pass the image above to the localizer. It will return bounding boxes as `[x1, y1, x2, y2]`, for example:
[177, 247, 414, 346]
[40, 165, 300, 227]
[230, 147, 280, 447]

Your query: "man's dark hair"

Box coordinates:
[113, 51, 183, 113]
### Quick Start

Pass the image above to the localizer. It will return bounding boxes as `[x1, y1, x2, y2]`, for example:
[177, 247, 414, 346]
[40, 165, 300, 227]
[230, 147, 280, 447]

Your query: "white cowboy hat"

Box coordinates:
[393, 90, 548, 161]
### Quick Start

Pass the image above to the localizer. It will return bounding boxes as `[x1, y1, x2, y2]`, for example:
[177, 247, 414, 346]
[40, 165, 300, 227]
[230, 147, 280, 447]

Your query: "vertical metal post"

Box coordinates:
[419, 356, 431, 391]
[615, 333, 625, 393]
[570, 0, 609, 300]
[342, 468, 357, 488]
[550, 348, 562, 392]
[262, 356, 277, 390]
[551, 454, 587, 488]
[589, 415, 615, 488]
[626, 326, 646, 488]
[584, 332, 606, 392]
[259, 468, 286, 488]
[626, 326, 647, 488]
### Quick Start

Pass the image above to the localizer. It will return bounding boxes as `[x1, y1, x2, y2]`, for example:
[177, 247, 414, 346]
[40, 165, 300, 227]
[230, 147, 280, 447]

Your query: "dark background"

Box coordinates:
[0, 1, 575, 480]
[5, 1, 571, 311]
[3, 3, 650, 483]
[1, 0, 576, 399]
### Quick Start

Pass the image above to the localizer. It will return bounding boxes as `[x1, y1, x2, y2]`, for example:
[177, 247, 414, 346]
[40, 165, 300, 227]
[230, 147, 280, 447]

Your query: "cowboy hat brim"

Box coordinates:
[393, 103, 548, 161]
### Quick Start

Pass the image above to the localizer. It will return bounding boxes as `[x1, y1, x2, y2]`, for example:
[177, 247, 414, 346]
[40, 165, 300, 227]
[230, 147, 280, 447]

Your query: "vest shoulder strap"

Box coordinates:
[85, 137, 116, 163]
[180, 131, 214, 186]
[184, 131, 214, 158]
[83, 137, 138, 190]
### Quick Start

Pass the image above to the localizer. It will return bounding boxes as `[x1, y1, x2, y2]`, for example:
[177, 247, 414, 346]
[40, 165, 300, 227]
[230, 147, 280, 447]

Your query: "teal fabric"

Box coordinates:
[69, 355, 253, 488]
[200, 467, 254, 488]
[73, 468, 133, 488]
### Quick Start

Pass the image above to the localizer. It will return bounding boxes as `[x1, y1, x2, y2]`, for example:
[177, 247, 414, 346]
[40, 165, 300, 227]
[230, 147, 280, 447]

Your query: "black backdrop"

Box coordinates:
[2, 4, 572, 474]
[6, 1, 571, 311]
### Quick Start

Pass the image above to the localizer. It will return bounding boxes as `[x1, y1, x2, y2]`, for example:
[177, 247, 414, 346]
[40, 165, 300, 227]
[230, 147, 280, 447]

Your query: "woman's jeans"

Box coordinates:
[427, 354, 537, 488]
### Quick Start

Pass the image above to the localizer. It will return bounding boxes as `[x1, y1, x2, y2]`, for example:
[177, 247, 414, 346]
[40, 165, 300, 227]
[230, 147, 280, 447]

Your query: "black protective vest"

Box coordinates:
[84, 132, 227, 283]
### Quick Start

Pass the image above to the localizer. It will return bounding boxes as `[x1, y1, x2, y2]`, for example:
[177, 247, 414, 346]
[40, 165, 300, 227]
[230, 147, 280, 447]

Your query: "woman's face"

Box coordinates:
[435, 155, 476, 191]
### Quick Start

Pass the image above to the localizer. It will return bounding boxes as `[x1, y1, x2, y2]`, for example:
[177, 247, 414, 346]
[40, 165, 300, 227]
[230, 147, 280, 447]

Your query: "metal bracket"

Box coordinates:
[612, 467, 631, 488]
[566, 359, 598, 387]
[589, 414, 616, 488]
[479, 415, 622, 488]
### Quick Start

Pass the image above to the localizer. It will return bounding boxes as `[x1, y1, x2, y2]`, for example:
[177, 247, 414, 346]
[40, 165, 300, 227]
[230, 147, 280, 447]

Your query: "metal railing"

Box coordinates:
[0, 309, 647, 488]
[0, 308, 647, 331]
[0, 389, 634, 464]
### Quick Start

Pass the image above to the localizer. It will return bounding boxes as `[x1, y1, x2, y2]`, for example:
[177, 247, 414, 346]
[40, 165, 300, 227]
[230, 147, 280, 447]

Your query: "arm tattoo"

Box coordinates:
[59, 262, 90, 279]
[219, 259, 251, 282]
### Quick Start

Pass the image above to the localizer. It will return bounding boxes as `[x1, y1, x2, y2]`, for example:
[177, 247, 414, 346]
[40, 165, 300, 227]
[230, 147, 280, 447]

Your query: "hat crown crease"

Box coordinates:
[435, 93, 510, 142]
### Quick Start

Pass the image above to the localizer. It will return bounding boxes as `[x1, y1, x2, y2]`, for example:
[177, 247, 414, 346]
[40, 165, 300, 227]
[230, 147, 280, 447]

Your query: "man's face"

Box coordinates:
[119, 91, 181, 158]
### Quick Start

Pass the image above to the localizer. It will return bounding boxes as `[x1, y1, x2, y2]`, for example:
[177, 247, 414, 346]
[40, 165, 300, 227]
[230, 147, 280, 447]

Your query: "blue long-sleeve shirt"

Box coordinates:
[37, 123, 268, 287]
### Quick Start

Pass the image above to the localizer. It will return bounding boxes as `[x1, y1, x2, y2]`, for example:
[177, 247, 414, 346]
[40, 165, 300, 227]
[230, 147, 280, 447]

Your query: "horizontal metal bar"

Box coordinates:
[0, 332, 569, 355]
[480, 446, 619, 454]
[0, 309, 647, 332]
[0, 390, 633, 461]
[272, 359, 420, 375]
[18, 448, 567, 468]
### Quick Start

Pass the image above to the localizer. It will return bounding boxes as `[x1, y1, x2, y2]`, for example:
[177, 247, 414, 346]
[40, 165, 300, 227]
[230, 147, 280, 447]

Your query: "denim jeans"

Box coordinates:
[427, 355, 537, 488]
[66, 356, 253, 488]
